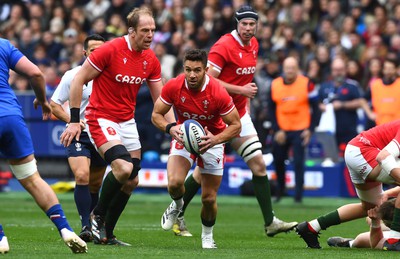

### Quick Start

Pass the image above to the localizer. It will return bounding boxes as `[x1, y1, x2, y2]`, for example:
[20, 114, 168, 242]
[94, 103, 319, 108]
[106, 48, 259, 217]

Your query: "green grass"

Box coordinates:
[0, 192, 396, 258]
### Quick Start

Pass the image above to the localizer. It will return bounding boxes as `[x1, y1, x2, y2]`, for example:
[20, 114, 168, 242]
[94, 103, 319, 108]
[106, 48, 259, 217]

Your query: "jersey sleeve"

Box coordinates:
[160, 79, 175, 106]
[208, 40, 227, 73]
[51, 69, 75, 105]
[8, 41, 24, 70]
[86, 42, 112, 72]
[148, 55, 162, 82]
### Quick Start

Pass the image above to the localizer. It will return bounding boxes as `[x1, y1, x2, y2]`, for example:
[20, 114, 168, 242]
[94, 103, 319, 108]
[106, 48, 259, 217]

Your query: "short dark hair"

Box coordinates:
[384, 58, 398, 68]
[379, 198, 395, 228]
[84, 34, 105, 50]
[183, 49, 208, 68]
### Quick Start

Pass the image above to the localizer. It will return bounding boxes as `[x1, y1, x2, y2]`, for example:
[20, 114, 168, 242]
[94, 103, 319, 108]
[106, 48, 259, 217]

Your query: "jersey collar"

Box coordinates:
[184, 74, 209, 92]
[124, 35, 132, 51]
[231, 30, 251, 48]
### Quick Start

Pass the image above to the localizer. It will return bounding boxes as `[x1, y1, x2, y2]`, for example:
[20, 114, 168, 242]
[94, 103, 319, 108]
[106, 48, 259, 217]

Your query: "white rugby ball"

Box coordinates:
[180, 119, 206, 155]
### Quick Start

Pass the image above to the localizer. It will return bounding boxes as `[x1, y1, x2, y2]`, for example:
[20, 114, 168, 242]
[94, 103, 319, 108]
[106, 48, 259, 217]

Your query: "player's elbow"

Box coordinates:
[231, 121, 241, 136]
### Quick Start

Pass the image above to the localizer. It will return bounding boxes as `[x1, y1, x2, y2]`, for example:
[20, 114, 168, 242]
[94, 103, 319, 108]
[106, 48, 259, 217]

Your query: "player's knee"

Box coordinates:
[122, 177, 138, 193]
[237, 136, 263, 163]
[9, 159, 38, 180]
[74, 169, 90, 184]
[104, 145, 132, 177]
[201, 194, 217, 208]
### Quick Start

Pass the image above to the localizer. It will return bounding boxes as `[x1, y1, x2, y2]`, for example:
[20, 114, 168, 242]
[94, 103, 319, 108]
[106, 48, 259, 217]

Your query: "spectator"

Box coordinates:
[269, 57, 320, 203]
[298, 30, 316, 69]
[153, 43, 177, 81]
[347, 59, 363, 83]
[319, 57, 362, 156]
[44, 66, 60, 96]
[0, 3, 27, 38]
[315, 44, 331, 82]
[84, 0, 111, 22]
[40, 31, 63, 64]
[89, 17, 114, 40]
[288, 4, 309, 39]
[18, 27, 37, 61]
[363, 59, 400, 126]
[326, 0, 345, 30]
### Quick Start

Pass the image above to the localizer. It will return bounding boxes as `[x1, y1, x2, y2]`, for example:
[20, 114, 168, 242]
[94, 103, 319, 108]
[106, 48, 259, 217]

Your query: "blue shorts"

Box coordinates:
[0, 115, 34, 159]
[67, 131, 107, 167]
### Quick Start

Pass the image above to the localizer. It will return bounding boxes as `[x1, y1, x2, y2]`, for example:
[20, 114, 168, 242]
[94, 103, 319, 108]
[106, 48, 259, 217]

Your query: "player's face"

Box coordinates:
[237, 18, 256, 44]
[84, 40, 104, 56]
[184, 60, 206, 90]
[132, 15, 156, 51]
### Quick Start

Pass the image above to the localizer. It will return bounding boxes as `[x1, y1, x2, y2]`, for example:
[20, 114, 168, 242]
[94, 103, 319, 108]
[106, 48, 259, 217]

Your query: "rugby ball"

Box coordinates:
[180, 119, 206, 155]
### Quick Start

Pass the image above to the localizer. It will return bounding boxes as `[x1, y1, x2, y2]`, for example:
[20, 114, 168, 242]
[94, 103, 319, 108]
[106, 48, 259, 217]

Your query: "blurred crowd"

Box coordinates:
[2, 0, 400, 156]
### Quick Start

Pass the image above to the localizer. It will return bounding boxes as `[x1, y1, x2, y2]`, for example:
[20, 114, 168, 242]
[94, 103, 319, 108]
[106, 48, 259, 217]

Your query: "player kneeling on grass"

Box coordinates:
[296, 120, 400, 251]
[151, 49, 241, 249]
[327, 198, 397, 249]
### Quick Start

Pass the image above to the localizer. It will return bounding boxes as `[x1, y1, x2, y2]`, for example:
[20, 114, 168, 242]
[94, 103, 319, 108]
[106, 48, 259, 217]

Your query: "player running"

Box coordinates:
[50, 34, 107, 242]
[172, 5, 297, 237]
[0, 38, 87, 253]
[296, 120, 400, 251]
[152, 49, 241, 248]
[60, 7, 173, 246]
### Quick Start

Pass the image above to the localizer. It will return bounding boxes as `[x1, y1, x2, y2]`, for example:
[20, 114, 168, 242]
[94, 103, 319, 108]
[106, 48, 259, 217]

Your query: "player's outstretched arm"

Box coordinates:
[50, 100, 70, 123]
[151, 98, 182, 143]
[368, 207, 385, 249]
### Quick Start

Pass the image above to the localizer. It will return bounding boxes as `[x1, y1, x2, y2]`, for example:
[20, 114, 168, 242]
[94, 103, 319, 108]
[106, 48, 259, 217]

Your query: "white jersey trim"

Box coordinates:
[124, 35, 131, 51]
[220, 104, 235, 116]
[207, 61, 222, 73]
[87, 57, 102, 72]
[160, 96, 172, 106]
[148, 78, 162, 82]
[230, 30, 249, 47]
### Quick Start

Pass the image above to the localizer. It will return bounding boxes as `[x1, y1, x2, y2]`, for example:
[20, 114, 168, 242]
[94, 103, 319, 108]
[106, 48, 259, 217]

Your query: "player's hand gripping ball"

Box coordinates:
[180, 119, 205, 156]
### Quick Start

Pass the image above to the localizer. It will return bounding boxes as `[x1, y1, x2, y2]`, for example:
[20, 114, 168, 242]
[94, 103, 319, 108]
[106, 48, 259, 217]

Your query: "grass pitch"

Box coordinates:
[0, 192, 397, 258]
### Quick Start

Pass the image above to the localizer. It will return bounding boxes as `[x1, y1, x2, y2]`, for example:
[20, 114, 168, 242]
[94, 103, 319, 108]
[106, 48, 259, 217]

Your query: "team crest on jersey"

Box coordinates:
[107, 127, 117, 136]
[123, 58, 127, 64]
[75, 143, 82, 152]
[203, 99, 209, 109]
[239, 52, 242, 59]
[181, 96, 186, 103]
[143, 60, 148, 70]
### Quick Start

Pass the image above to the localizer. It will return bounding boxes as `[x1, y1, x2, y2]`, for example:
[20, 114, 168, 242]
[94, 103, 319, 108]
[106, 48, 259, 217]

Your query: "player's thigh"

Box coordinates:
[119, 118, 141, 152]
[0, 116, 34, 161]
[354, 182, 383, 208]
[345, 144, 378, 185]
[167, 155, 192, 185]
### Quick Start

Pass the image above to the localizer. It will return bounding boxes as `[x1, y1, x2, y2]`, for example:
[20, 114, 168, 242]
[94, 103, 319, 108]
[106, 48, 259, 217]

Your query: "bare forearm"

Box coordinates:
[215, 78, 243, 95]
[30, 74, 47, 103]
[214, 123, 241, 144]
[151, 112, 170, 133]
[69, 80, 83, 108]
[342, 99, 361, 110]
[370, 221, 384, 249]
[50, 101, 70, 123]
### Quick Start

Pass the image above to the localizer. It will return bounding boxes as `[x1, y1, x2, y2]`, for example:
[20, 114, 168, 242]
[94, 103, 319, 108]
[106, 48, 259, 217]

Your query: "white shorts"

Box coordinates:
[169, 139, 224, 176]
[344, 144, 374, 184]
[87, 117, 141, 152]
[239, 113, 258, 137]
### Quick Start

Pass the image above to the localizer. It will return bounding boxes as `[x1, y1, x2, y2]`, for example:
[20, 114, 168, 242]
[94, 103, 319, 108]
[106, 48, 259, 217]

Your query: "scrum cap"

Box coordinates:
[235, 5, 258, 23]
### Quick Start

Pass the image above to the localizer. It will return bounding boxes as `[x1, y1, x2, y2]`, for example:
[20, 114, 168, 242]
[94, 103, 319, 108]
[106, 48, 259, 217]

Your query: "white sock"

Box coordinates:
[348, 240, 354, 248]
[309, 219, 321, 232]
[174, 198, 184, 210]
[201, 224, 213, 238]
[389, 230, 400, 239]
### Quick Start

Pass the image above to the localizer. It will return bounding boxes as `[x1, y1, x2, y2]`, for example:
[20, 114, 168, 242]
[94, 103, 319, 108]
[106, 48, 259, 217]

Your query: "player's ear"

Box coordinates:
[83, 50, 88, 57]
[128, 27, 134, 35]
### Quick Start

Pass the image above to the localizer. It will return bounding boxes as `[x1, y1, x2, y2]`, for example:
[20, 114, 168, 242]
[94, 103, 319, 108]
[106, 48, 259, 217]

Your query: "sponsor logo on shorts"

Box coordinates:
[75, 143, 82, 152]
[107, 127, 116, 136]
[175, 141, 184, 150]
[359, 165, 367, 176]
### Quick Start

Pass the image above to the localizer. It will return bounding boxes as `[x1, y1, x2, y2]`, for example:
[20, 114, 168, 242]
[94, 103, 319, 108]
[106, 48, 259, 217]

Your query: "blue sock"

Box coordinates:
[0, 224, 4, 239]
[46, 204, 73, 232]
[90, 192, 99, 213]
[74, 184, 91, 228]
